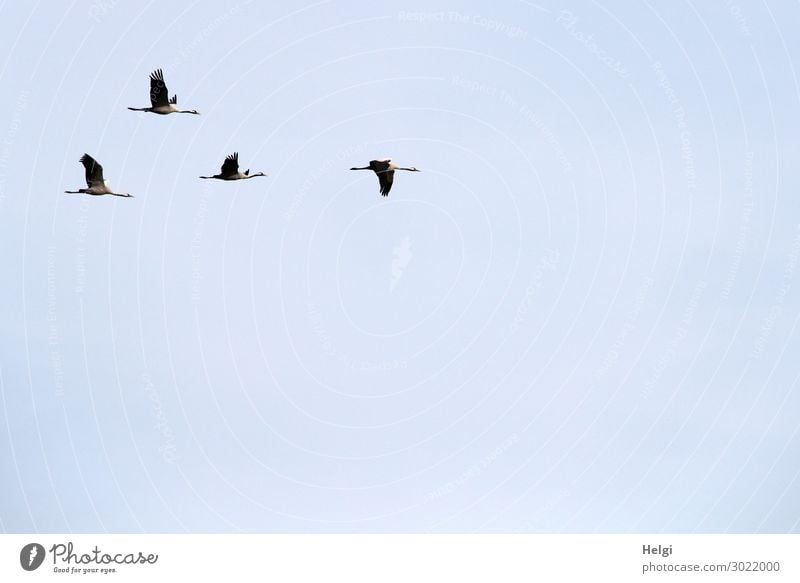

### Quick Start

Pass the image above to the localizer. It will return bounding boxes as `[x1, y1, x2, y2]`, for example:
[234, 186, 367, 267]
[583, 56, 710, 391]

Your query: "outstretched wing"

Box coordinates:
[378, 170, 394, 196]
[79, 153, 104, 187]
[220, 152, 239, 177]
[367, 160, 393, 196]
[149, 69, 170, 107]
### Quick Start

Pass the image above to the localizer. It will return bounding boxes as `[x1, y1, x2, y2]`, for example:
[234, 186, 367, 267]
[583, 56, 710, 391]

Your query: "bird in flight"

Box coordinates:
[350, 159, 420, 196]
[64, 154, 133, 197]
[199, 152, 267, 180]
[127, 69, 199, 115]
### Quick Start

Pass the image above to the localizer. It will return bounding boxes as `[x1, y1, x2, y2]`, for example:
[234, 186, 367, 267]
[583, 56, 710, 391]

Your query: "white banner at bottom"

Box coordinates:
[1, 534, 797, 582]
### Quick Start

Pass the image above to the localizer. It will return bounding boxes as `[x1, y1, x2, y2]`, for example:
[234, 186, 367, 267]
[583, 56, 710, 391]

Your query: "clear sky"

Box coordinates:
[0, 0, 798, 533]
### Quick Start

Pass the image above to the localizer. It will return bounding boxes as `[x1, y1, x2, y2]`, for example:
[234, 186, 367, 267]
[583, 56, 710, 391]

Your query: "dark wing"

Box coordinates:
[369, 159, 390, 172]
[378, 170, 394, 196]
[149, 69, 170, 107]
[368, 160, 393, 196]
[170, 94, 177, 105]
[79, 153, 104, 186]
[220, 152, 239, 177]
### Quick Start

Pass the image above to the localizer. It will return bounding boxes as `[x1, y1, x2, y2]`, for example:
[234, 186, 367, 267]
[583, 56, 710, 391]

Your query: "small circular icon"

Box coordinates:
[20, 543, 45, 571]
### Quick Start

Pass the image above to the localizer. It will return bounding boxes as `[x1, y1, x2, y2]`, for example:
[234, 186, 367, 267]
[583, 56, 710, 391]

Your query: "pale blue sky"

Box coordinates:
[1, 1, 799, 533]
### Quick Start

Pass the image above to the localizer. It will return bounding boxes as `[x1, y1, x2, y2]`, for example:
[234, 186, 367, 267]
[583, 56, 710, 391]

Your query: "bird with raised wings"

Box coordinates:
[127, 69, 199, 115]
[64, 154, 132, 197]
[350, 159, 420, 196]
[199, 152, 267, 181]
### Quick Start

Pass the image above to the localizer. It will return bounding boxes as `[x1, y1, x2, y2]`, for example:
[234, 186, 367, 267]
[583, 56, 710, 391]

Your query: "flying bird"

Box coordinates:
[127, 69, 199, 115]
[199, 152, 267, 180]
[64, 154, 132, 197]
[349, 159, 420, 196]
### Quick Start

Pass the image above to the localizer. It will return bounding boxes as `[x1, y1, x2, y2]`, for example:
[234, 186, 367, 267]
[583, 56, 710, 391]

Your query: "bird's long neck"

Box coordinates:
[350, 166, 371, 170]
[127, 107, 150, 111]
[397, 167, 417, 171]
